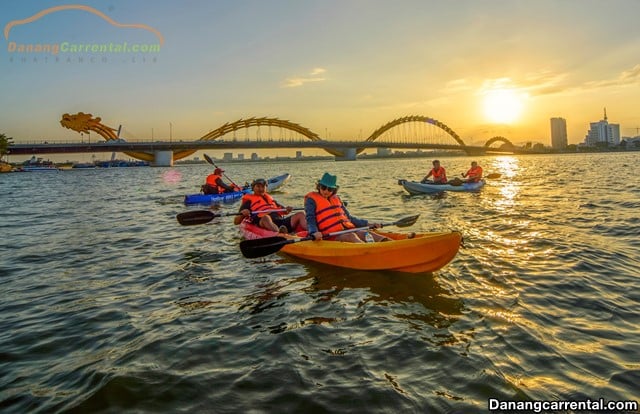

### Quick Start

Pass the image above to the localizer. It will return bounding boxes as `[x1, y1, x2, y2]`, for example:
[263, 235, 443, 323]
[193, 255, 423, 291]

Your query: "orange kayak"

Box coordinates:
[240, 222, 461, 273]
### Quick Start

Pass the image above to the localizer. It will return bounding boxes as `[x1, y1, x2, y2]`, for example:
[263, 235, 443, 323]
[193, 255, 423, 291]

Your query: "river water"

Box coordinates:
[1, 153, 639, 413]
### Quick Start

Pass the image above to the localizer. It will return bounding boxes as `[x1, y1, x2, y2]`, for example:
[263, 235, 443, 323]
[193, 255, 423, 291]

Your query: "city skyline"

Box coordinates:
[2, 0, 640, 148]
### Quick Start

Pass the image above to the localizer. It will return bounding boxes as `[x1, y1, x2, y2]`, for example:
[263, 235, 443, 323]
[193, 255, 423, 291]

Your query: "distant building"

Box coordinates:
[377, 148, 392, 156]
[237, 153, 244, 161]
[223, 152, 233, 161]
[584, 108, 620, 146]
[251, 153, 259, 161]
[550, 117, 567, 149]
[296, 151, 302, 159]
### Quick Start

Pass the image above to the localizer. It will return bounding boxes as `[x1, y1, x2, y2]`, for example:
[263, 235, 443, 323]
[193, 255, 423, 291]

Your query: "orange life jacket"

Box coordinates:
[305, 191, 355, 234]
[205, 174, 228, 193]
[241, 193, 282, 217]
[431, 166, 447, 183]
[465, 165, 483, 182]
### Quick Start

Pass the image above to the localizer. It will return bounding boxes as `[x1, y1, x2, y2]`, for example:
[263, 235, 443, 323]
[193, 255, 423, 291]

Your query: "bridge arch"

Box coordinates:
[198, 117, 342, 157]
[364, 115, 467, 153]
[484, 136, 514, 148]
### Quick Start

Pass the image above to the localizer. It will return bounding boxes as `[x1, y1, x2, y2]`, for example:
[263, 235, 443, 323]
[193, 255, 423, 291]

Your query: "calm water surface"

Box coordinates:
[1, 153, 639, 413]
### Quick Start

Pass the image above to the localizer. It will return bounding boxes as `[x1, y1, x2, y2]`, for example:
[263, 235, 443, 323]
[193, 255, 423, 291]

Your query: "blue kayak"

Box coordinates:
[184, 173, 291, 205]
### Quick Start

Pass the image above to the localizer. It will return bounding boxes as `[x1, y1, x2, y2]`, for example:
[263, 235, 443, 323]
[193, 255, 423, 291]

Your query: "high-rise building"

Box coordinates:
[584, 108, 620, 146]
[550, 117, 568, 149]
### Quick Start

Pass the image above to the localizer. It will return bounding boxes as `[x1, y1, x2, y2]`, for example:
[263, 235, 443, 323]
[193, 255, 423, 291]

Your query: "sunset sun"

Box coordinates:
[483, 88, 524, 124]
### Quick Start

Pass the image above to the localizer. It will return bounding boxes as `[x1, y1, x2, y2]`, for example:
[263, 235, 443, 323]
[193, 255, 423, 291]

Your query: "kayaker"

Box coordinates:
[421, 160, 447, 184]
[202, 167, 239, 194]
[305, 172, 388, 243]
[461, 161, 483, 183]
[234, 178, 307, 233]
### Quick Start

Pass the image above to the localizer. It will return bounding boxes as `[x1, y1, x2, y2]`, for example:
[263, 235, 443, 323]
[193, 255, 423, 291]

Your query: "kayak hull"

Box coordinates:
[185, 173, 291, 205]
[400, 179, 485, 194]
[240, 222, 461, 273]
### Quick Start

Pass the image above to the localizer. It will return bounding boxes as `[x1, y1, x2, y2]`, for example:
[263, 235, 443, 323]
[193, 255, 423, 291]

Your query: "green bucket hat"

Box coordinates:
[318, 172, 338, 189]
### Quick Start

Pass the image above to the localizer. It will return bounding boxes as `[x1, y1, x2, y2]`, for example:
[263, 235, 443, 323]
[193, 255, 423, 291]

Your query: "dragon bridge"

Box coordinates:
[60, 113, 342, 161]
[60, 112, 195, 162]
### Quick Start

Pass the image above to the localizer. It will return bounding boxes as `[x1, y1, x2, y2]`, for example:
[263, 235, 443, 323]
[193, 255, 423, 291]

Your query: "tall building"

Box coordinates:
[550, 117, 568, 149]
[584, 108, 620, 146]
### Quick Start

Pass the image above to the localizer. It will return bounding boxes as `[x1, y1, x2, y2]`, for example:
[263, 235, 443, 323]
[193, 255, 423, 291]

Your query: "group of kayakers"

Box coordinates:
[202, 169, 384, 243]
[231, 172, 388, 243]
[421, 160, 483, 185]
[202, 160, 482, 243]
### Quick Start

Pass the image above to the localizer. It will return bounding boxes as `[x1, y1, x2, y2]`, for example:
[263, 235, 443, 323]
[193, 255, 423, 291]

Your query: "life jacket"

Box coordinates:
[431, 166, 447, 183]
[205, 174, 228, 193]
[241, 193, 282, 217]
[466, 165, 483, 182]
[305, 191, 355, 234]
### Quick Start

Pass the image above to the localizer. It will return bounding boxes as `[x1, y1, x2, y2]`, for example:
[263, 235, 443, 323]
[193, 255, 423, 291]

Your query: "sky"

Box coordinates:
[2, 0, 640, 157]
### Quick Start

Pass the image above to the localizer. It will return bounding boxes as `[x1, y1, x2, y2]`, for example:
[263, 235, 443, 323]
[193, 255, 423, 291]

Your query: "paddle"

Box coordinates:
[240, 214, 420, 259]
[177, 208, 303, 226]
[203, 153, 241, 189]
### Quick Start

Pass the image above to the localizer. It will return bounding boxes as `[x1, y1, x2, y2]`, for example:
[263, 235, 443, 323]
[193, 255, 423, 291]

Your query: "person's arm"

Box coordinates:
[422, 169, 433, 182]
[304, 197, 321, 238]
[233, 200, 251, 225]
[342, 204, 368, 228]
[216, 177, 235, 191]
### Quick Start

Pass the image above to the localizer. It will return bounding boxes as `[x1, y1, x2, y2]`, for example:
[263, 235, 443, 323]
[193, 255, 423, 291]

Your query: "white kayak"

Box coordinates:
[399, 179, 486, 194]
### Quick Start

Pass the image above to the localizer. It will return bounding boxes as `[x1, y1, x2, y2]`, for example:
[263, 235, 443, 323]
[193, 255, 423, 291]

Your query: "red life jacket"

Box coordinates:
[205, 174, 228, 193]
[241, 193, 282, 217]
[465, 166, 483, 182]
[305, 191, 355, 234]
[431, 166, 447, 183]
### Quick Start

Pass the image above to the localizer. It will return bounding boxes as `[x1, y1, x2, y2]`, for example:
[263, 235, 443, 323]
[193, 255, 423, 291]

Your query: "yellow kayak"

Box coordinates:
[240, 222, 461, 273]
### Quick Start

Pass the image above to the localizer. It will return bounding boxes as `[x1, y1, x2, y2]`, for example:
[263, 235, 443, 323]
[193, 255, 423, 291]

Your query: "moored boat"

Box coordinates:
[399, 179, 485, 194]
[184, 173, 291, 205]
[239, 221, 461, 273]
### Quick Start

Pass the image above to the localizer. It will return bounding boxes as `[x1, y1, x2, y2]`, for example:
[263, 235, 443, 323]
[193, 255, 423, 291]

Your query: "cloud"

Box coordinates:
[282, 67, 326, 88]
[582, 63, 640, 89]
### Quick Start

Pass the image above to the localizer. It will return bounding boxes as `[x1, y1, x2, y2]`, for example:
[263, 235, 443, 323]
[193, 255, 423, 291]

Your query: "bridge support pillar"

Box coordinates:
[153, 150, 174, 167]
[334, 147, 357, 161]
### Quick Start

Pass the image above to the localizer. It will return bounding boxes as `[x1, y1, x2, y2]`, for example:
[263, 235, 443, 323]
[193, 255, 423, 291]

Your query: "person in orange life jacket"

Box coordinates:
[234, 178, 307, 233]
[202, 167, 239, 194]
[461, 161, 483, 183]
[421, 159, 447, 184]
[305, 173, 388, 243]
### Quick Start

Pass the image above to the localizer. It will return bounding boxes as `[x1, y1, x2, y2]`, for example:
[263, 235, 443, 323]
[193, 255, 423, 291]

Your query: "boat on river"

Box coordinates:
[399, 179, 485, 194]
[16, 157, 60, 172]
[239, 221, 461, 273]
[184, 173, 291, 205]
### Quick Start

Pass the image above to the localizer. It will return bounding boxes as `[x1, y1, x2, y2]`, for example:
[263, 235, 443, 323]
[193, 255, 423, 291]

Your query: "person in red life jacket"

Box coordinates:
[421, 159, 447, 184]
[305, 172, 389, 243]
[233, 178, 307, 233]
[201, 167, 240, 194]
[461, 161, 483, 183]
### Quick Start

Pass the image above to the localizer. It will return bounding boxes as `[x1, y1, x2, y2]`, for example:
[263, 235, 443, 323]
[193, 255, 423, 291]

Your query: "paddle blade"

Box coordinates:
[392, 214, 420, 228]
[203, 153, 215, 166]
[486, 173, 501, 179]
[240, 236, 290, 258]
[176, 210, 217, 226]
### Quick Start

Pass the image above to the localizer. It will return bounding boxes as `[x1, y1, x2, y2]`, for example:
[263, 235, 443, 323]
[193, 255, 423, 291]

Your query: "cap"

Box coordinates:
[251, 178, 267, 187]
[214, 167, 224, 174]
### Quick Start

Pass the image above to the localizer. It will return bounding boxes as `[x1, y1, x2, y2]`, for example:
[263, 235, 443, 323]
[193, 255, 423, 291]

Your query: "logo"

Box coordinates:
[4, 4, 163, 63]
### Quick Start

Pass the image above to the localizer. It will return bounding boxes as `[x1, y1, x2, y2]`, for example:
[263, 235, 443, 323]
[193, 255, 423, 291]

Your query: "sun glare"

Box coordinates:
[483, 88, 524, 124]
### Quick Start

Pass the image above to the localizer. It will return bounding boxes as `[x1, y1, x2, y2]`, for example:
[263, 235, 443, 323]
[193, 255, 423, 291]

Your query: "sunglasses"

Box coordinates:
[319, 184, 336, 191]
